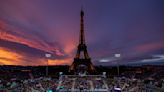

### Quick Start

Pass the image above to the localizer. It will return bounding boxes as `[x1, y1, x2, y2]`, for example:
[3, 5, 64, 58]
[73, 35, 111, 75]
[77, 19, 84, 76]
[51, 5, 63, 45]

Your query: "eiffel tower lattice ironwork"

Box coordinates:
[69, 10, 95, 74]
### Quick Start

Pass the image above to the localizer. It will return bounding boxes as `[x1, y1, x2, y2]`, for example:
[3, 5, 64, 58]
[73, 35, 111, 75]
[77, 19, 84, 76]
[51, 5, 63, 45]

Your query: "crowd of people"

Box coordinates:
[58, 76, 73, 91]
[0, 77, 58, 92]
[106, 77, 141, 92]
[56, 74, 162, 92]
[0, 74, 163, 92]
[57, 75, 108, 92]
[74, 77, 91, 91]
[0, 65, 163, 92]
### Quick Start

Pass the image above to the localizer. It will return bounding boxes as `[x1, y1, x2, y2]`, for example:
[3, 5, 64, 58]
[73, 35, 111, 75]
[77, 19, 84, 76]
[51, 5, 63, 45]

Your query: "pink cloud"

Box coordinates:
[134, 41, 164, 54]
[0, 19, 64, 56]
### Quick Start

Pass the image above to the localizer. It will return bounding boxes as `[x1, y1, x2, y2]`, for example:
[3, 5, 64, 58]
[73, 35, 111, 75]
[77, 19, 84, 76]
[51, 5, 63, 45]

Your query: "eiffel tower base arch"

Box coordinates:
[69, 58, 96, 74]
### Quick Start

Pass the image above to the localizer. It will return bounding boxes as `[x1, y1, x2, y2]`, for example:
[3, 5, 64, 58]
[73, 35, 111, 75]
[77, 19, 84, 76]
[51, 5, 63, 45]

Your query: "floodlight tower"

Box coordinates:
[114, 54, 121, 76]
[45, 53, 51, 76]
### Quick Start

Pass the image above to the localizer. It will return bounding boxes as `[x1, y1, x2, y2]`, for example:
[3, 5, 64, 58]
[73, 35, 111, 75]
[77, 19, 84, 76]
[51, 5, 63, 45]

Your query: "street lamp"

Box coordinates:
[114, 54, 121, 76]
[45, 53, 51, 76]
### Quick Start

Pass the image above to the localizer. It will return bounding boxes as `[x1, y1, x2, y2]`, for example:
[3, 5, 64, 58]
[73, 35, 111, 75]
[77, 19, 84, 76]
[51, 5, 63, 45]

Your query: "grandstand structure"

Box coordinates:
[57, 75, 108, 92]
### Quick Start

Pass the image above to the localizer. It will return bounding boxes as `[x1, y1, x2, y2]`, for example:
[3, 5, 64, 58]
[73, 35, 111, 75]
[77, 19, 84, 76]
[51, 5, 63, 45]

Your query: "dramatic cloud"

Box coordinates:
[0, 40, 70, 65]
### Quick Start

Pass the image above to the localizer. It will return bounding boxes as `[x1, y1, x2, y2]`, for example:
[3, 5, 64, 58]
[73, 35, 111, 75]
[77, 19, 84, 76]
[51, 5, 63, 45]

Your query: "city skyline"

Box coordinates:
[0, 0, 164, 66]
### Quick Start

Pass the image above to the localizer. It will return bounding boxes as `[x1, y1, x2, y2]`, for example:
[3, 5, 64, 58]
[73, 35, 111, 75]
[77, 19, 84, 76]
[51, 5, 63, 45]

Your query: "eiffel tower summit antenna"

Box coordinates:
[69, 9, 95, 74]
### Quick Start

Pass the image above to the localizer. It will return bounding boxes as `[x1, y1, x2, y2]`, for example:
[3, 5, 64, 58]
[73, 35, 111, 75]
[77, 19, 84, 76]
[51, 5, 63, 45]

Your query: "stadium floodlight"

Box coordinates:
[114, 53, 121, 76]
[115, 54, 121, 58]
[45, 53, 52, 58]
[45, 53, 51, 76]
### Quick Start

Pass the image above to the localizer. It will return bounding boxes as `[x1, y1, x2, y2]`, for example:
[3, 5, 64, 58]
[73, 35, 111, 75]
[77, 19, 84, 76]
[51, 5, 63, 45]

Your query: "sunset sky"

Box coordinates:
[0, 0, 164, 66]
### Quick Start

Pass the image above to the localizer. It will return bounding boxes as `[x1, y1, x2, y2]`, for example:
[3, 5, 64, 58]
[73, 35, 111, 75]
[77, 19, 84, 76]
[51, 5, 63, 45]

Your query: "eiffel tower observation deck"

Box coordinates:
[69, 10, 96, 74]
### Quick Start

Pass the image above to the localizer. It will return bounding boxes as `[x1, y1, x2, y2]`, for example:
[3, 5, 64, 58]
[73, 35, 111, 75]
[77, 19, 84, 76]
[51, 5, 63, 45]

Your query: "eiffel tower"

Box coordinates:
[69, 10, 95, 74]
